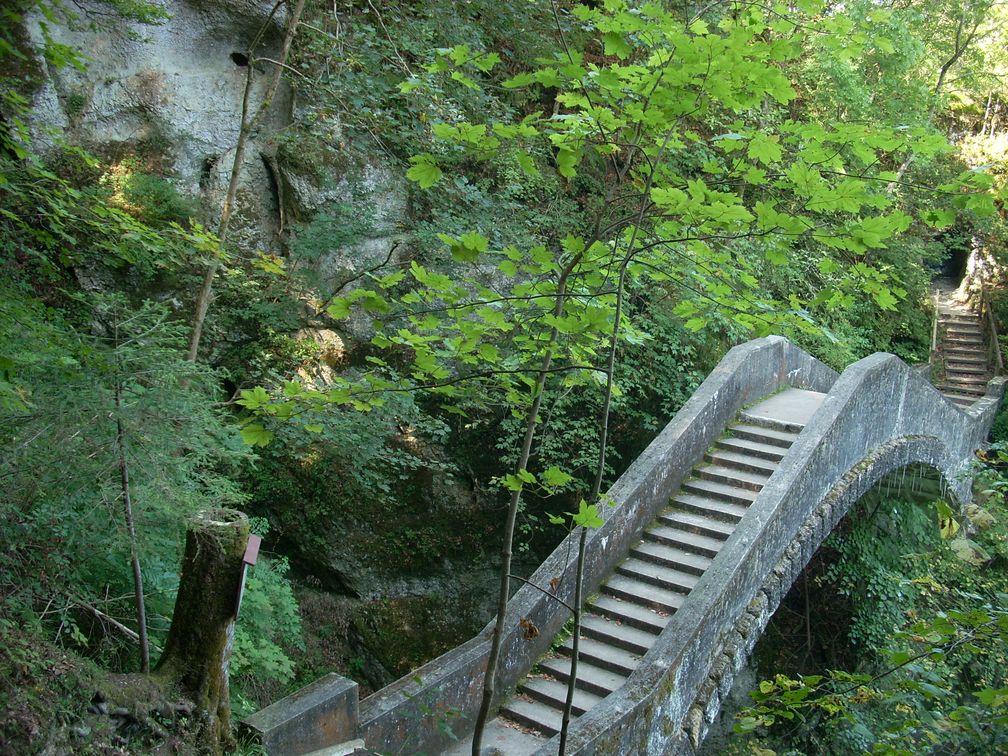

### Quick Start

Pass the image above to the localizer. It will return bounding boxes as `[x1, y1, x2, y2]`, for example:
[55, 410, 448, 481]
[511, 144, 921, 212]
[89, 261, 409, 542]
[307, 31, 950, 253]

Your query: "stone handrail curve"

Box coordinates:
[352, 336, 838, 752]
[544, 350, 1006, 755]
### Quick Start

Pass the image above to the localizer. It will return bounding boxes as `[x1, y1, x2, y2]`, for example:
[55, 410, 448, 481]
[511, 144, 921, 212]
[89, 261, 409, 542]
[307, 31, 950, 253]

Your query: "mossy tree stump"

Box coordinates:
[155, 508, 249, 753]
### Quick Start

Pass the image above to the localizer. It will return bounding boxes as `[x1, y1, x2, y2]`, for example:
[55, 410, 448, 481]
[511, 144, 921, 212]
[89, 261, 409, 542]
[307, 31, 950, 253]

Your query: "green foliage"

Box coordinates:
[110, 162, 200, 226]
[0, 290, 247, 658]
[0, 615, 102, 754]
[990, 397, 1008, 444]
[737, 453, 1008, 753]
[822, 495, 939, 652]
[232, 540, 303, 712]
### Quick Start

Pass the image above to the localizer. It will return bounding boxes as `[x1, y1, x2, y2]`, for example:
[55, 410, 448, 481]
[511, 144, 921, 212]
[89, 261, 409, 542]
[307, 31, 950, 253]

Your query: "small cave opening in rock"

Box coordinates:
[230, 52, 249, 67]
[199, 154, 218, 190]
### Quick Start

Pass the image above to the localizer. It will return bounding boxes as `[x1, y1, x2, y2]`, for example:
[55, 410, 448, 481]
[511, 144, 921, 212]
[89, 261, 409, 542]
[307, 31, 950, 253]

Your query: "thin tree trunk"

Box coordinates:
[471, 265, 575, 755]
[556, 129, 674, 752]
[557, 524, 587, 755]
[186, 0, 306, 362]
[892, 14, 980, 186]
[114, 378, 150, 673]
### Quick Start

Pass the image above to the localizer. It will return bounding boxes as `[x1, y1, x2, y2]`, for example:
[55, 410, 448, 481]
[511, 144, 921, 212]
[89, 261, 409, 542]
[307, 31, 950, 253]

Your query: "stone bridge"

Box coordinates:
[245, 336, 1005, 755]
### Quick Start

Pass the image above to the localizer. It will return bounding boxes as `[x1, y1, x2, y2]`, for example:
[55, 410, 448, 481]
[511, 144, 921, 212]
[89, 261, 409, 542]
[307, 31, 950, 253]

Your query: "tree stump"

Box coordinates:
[155, 508, 249, 753]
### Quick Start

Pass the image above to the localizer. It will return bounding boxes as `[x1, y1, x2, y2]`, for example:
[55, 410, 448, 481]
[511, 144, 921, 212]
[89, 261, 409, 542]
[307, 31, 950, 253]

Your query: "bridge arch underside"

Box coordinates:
[558, 434, 972, 756]
[698, 457, 959, 753]
[682, 435, 966, 754]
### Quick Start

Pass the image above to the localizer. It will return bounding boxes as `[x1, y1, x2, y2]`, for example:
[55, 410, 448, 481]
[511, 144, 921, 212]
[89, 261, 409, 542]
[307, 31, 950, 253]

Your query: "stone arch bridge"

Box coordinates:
[246, 336, 1005, 755]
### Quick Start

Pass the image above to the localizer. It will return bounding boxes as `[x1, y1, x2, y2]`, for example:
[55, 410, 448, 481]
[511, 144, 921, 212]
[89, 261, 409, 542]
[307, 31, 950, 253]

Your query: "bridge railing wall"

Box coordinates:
[550, 352, 1005, 755]
[265, 336, 838, 753]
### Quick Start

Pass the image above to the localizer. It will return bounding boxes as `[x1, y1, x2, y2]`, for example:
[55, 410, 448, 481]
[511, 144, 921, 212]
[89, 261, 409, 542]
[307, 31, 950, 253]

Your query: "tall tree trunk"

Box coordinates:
[471, 266, 575, 755]
[114, 378, 150, 673]
[155, 509, 250, 753]
[557, 524, 587, 755]
[187, 0, 306, 362]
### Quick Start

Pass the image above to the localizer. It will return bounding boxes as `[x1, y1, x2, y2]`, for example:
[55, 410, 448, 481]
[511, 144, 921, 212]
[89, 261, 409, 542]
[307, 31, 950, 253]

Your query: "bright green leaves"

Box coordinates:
[236, 386, 271, 411]
[754, 202, 807, 236]
[602, 31, 632, 60]
[806, 179, 870, 213]
[240, 422, 274, 447]
[556, 147, 579, 179]
[748, 133, 783, 165]
[541, 465, 574, 489]
[922, 208, 956, 230]
[502, 465, 576, 497]
[547, 500, 605, 530]
[405, 154, 442, 189]
[439, 231, 488, 263]
[424, 44, 501, 88]
[848, 212, 913, 252]
[500, 468, 537, 492]
[572, 500, 604, 529]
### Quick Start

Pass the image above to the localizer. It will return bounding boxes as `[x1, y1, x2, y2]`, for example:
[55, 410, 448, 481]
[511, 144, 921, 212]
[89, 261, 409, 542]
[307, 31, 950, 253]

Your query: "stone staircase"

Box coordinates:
[935, 295, 994, 407]
[454, 389, 826, 754]
[249, 336, 1006, 756]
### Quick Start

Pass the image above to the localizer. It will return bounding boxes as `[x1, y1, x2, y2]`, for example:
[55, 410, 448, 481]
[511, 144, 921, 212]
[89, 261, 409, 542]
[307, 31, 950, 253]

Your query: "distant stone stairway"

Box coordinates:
[460, 390, 825, 753]
[935, 292, 994, 407]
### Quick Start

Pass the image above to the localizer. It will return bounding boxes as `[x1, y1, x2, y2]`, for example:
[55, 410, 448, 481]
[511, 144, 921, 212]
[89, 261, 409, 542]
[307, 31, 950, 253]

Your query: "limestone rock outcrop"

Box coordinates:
[23, 0, 407, 267]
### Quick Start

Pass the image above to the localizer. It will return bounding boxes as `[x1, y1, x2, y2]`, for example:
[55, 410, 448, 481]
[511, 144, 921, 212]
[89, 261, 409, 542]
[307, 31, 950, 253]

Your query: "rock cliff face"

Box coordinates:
[21, 0, 490, 685]
[25, 0, 406, 267]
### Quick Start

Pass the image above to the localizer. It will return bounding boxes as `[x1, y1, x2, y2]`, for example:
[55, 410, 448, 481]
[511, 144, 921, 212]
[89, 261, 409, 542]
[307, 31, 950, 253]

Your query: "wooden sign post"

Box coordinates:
[235, 534, 261, 619]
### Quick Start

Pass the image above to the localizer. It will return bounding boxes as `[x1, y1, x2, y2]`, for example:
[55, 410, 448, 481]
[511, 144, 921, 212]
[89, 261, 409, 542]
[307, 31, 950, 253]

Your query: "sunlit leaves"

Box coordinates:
[748, 133, 783, 165]
[405, 153, 442, 188]
[240, 422, 274, 447]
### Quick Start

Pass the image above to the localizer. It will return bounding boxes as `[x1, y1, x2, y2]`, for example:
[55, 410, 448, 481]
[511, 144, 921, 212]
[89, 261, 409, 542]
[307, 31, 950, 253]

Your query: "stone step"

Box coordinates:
[738, 388, 825, 432]
[727, 423, 798, 449]
[937, 384, 986, 397]
[671, 493, 749, 523]
[520, 676, 603, 716]
[943, 373, 989, 385]
[632, 539, 712, 575]
[696, 463, 768, 491]
[646, 523, 727, 557]
[946, 395, 976, 407]
[944, 320, 983, 329]
[943, 352, 983, 364]
[616, 557, 698, 594]
[500, 696, 564, 737]
[945, 367, 989, 378]
[944, 322, 983, 330]
[579, 612, 660, 655]
[602, 574, 687, 614]
[705, 448, 778, 476]
[939, 314, 978, 324]
[589, 595, 668, 634]
[678, 480, 757, 509]
[715, 436, 786, 462]
[655, 510, 734, 542]
[943, 352, 987, 363]
[559, 637, 640, 677]
[944, 337, 984, 347]
[538, 655, 628, 698]
[946, 364, 989, 375]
